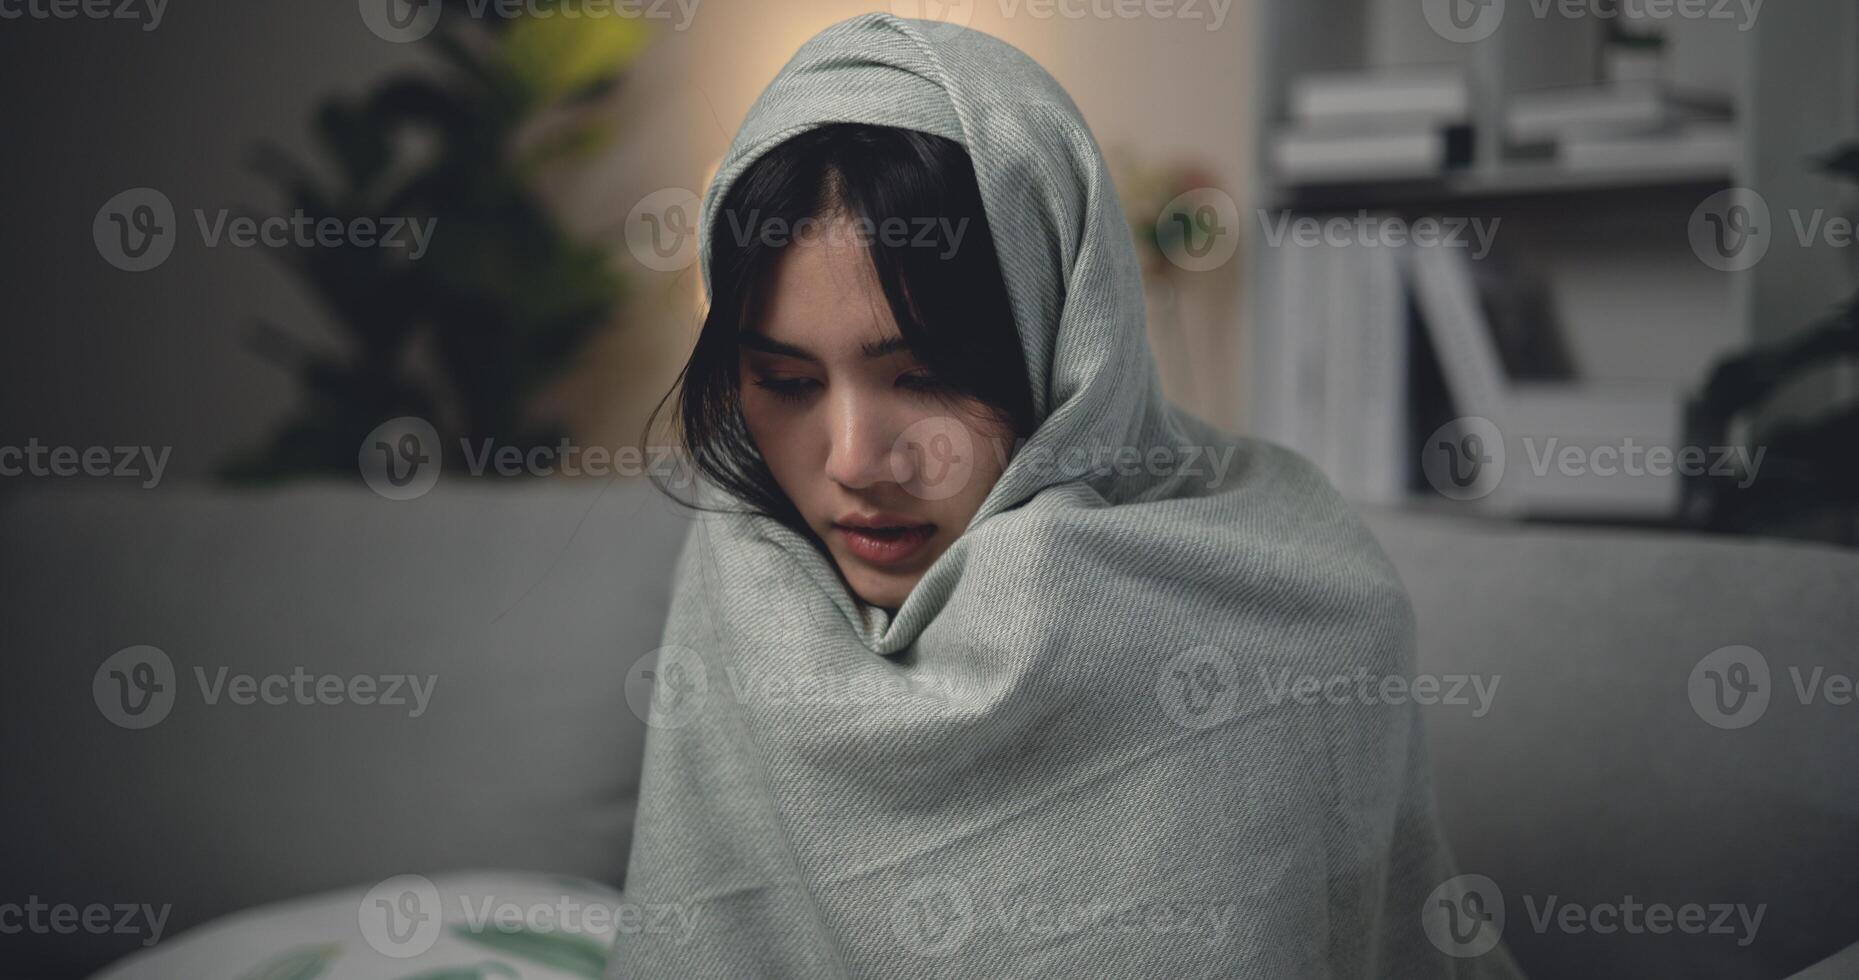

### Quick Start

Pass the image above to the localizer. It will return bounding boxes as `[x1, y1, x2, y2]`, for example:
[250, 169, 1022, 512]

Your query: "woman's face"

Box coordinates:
[739, 219, 1015, 610]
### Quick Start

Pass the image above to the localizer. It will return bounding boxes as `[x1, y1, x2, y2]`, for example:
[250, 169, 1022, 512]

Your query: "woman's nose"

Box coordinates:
[822, 389, 905, 491]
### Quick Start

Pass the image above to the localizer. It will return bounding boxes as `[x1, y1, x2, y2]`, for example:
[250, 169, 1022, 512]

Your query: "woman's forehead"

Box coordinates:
[755, 238, 902, 355]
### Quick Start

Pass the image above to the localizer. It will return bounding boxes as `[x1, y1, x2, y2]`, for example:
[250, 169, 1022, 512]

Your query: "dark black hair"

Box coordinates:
[648, 122, 1035, 534]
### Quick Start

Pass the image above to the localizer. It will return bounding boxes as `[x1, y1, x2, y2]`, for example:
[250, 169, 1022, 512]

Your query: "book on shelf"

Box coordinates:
[1272, 67, 1470, 184]
[1288, 67, 1469, 127]
[1406, 246, 1683, 519]
[1558, 121, 1738, 173]
[1270, 129, 1445, 183]
[1506, 83, 1673, 144]
[1252, 232, 1409, 505]
[1506, 82, 1734, 148]
[1255, 229, 1687, 518]
[1470, 258, 1577, 382]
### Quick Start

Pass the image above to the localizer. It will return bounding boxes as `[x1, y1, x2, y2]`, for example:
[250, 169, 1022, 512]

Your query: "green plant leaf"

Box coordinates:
[221, 0, 628, 482]
[502, 7, 651, 105]
[316, 99, 394, 191]
[515, 122, 618, 175]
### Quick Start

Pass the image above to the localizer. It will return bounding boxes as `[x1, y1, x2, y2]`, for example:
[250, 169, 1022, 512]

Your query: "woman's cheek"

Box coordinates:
[742, 394, 810, 497]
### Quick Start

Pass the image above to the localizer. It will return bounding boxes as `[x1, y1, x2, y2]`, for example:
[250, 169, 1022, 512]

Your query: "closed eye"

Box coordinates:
[896, 371, 951, 394]
[751, 376, 820, 402]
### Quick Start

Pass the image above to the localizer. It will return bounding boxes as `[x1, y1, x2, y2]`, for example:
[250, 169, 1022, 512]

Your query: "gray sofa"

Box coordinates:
[2, 481, 1855, 979]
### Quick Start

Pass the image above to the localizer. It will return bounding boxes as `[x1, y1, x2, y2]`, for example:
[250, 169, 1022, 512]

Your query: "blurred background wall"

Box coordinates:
[0, 0, 1253, 481]
[2, 0, 1851, 540]
[2, 6, 433, 482]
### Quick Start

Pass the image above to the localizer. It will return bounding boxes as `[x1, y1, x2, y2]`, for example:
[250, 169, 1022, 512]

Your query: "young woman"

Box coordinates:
[617, 12, 1526, 979]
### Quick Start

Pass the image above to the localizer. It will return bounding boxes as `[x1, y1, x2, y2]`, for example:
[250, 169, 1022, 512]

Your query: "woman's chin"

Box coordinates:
[822, 527, 947, 611]
[835, 557, 928, 612]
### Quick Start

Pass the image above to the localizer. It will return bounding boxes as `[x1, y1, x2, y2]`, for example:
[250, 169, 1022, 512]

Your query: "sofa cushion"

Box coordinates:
[1366, 509, 1859, 980]
[0, 480, 692, 977]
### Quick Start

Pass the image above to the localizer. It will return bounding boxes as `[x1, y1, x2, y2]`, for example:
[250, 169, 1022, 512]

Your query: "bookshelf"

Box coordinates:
[1246, 0, 1859, 518]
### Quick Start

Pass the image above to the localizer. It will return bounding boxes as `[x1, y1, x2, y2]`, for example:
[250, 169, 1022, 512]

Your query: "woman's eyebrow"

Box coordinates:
[739, 331, 816, 360]
[859, 335, 912, 359]
[740, 332, 914, 361]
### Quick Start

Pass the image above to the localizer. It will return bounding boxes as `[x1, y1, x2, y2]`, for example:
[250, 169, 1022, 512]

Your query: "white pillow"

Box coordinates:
[92, 870, 688, 979]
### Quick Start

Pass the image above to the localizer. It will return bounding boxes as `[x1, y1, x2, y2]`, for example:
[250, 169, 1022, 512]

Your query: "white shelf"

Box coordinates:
[1269, 158, 1735, 208]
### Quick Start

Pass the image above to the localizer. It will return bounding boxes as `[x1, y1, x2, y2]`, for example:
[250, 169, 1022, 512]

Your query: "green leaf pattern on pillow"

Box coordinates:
[237, 944, 342, 980]
[233, 925, 610, 980]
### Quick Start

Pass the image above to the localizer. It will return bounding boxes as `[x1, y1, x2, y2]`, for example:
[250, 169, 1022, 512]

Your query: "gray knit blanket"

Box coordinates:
[610, 13, 1526, 978]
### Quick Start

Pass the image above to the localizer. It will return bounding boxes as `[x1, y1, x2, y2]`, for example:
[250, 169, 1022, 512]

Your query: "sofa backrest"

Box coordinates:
[0, 481, 690, 977]
[5, 483, 1853, 980]
[1367, 509, 1859, 980]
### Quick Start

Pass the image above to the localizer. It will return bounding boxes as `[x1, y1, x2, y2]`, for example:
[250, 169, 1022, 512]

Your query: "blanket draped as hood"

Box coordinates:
[610, 13, 1525, 978]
